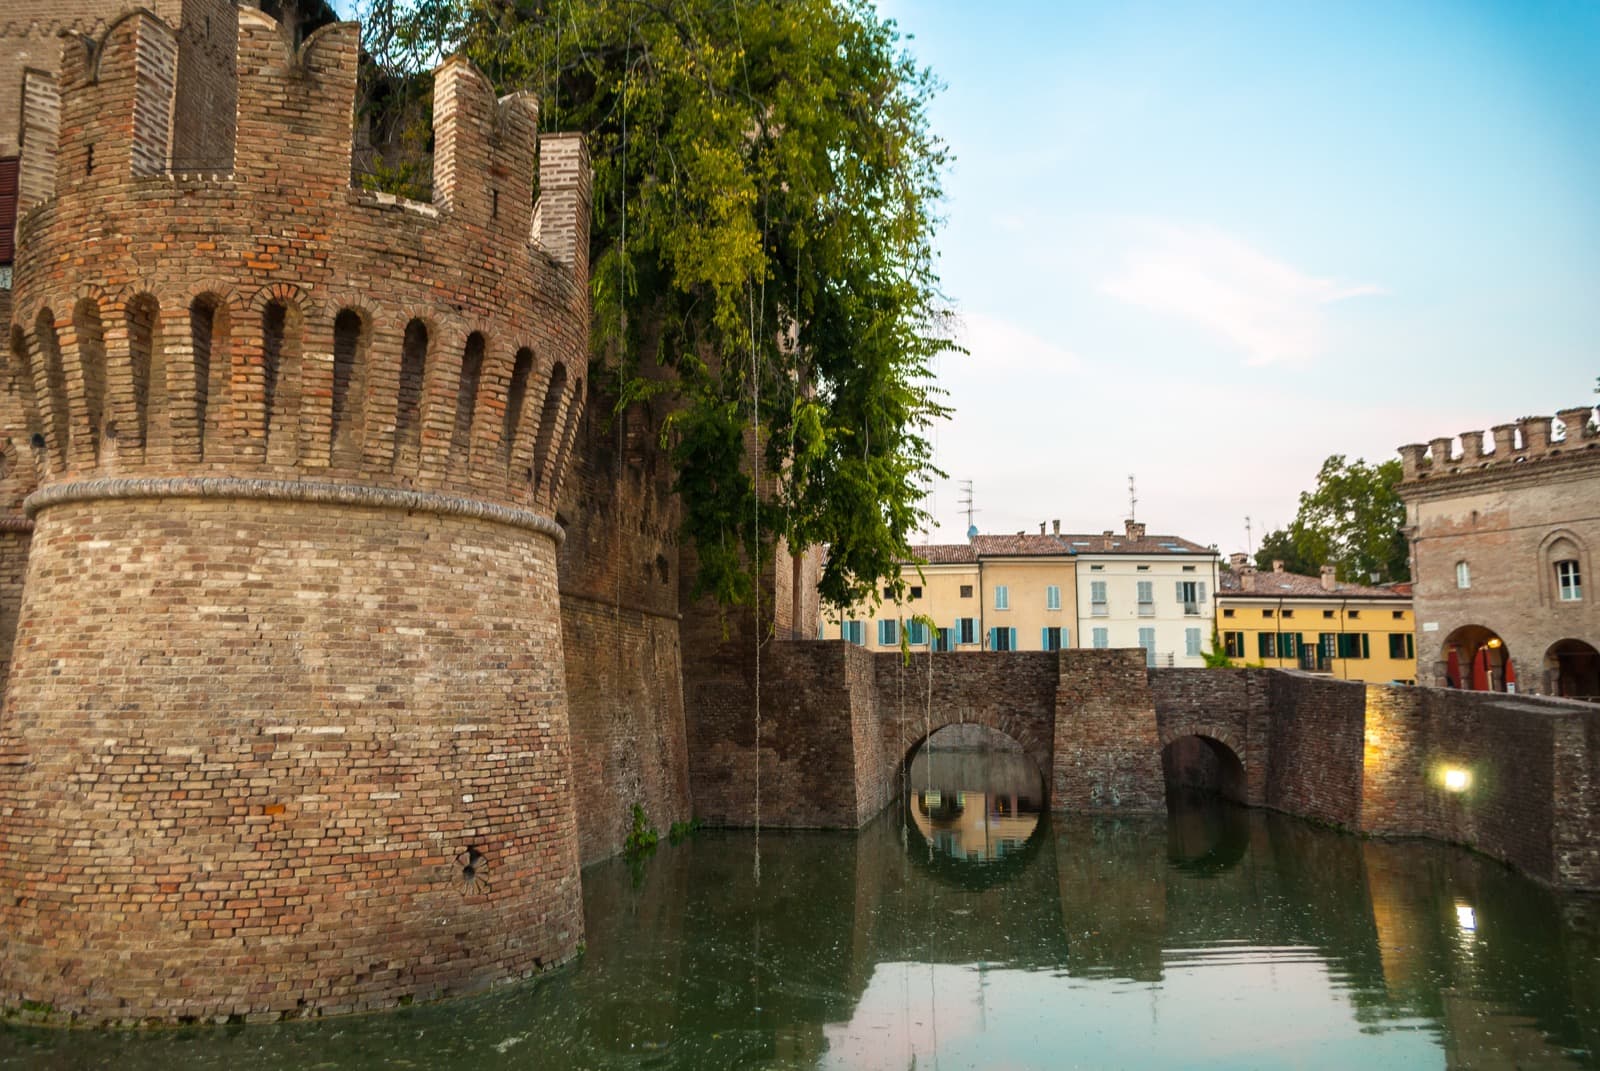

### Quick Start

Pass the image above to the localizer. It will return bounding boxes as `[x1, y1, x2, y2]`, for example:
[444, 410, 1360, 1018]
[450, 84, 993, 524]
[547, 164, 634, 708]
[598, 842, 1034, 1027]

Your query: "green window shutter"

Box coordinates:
[1259, 633, 1274, 658]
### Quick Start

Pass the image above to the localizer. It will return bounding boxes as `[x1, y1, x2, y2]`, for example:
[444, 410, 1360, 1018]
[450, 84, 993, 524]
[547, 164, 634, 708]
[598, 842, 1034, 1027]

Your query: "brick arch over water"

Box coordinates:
[876, 651, 1058, 799]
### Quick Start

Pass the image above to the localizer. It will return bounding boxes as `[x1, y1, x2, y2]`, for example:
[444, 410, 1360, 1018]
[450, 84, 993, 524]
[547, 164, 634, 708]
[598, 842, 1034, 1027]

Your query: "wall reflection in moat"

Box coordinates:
[905, 744, 1043, 863]
[2, 748, 1596, 1070]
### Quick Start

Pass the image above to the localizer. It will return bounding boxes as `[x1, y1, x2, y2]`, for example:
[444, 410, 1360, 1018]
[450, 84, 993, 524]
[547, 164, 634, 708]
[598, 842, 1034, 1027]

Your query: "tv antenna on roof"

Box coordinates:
[1128, 474, 1137, 522]
[958, 480, 979, 538]
[1245, 515, 1254, 555]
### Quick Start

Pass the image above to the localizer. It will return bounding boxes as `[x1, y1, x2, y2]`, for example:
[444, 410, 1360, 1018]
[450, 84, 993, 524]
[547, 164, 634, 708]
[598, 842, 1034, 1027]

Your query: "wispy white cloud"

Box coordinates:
[953, 310, 1082, 373]
[1099, 221, 1384, 366]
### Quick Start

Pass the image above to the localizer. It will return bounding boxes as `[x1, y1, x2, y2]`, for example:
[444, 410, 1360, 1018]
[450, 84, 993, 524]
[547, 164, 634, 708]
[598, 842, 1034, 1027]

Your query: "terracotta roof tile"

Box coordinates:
[1217, 569, 1408, 599]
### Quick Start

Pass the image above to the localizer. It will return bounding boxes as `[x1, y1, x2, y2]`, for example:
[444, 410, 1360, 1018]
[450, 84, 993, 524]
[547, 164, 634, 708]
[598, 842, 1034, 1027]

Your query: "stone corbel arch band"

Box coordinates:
[23, 477, 566, 543]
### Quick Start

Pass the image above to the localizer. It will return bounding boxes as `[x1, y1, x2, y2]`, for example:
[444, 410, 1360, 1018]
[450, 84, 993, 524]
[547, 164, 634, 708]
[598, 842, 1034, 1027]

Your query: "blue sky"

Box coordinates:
[875, 0, 1599, 553]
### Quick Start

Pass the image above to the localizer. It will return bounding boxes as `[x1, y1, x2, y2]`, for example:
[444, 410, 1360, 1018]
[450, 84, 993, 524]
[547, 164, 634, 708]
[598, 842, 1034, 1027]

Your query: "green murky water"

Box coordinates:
[3, 749, 1597, 1070]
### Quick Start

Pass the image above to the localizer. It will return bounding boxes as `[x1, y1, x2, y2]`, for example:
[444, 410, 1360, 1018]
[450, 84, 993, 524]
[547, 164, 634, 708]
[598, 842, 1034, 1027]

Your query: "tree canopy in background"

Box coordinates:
[1254, 455, 1409, 583]
[356, 0, 954, 612]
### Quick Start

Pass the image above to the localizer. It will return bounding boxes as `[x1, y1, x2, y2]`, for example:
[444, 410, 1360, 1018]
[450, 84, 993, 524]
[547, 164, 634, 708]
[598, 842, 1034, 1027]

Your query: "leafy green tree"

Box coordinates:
[1258, 456, 1409, 583]
[1253, 524, 1320, 577]
[359, 0, 953, 612]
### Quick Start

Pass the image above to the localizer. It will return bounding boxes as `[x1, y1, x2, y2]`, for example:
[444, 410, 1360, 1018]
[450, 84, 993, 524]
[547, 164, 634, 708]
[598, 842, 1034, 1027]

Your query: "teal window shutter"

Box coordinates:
[1009, 627, 1017, 651]
[1042, 627, 1049, 650]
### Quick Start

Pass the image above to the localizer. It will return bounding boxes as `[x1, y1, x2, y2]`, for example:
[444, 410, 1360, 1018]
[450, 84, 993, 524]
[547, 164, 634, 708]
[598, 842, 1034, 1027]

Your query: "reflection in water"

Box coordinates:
[906, 746, 1043, 863]
[2, 756, 1597, 1070]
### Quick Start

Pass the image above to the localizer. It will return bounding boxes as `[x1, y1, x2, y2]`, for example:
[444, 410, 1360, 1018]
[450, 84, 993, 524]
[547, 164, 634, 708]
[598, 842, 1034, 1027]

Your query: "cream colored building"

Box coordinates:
[1072, 521, 1219, 667]
[1216, 556, 1417, 683]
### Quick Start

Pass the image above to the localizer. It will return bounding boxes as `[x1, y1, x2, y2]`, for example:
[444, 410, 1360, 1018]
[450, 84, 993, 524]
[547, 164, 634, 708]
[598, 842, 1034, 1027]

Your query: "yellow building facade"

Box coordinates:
[1216, 555, 1417, 684]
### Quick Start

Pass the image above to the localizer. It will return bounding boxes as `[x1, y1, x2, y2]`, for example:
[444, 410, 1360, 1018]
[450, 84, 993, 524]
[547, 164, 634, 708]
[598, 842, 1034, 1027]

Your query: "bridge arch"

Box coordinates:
[1159, 725, 1247, 804]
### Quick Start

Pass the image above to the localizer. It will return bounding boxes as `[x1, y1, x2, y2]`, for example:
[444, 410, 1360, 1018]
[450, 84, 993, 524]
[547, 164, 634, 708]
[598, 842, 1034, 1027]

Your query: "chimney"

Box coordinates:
[1125, 519, 1146, 541]
[1052, 519, 1061, 536]
[1228, 552, 1248, 569]
[1103, 530, 1114, 538]
[1320, 564, 1337, 592]
[1272, 559, 1285, 573]
[1039, 522, 1046, 535]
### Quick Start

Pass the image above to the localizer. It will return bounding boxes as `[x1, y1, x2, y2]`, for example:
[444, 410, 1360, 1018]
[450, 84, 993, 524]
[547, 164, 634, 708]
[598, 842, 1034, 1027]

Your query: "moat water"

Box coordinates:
[2, 748, 1597, 1070]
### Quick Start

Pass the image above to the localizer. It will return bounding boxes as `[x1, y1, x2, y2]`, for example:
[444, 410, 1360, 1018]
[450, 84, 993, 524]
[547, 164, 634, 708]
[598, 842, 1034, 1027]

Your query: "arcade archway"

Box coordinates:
[1545, 639, 1600, 701]
[1441, 624, 1513, 692]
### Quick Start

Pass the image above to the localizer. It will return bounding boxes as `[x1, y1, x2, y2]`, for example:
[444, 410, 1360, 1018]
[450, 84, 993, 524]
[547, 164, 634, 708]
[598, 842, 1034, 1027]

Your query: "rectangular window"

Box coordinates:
[959, 584, 973, 598]
[1137, 565, 1150, 572]
[878, 619, 898, 647]
[1392, 610, 1404, 620]
[1335, 633, 1370, 659]
[1046, 585, 1061, 611]
[1091, 580, 1108, 616]
[1282, 609, 1294, 619]
[1324, 610, 1336, 619]
[957, 617, 977, 645]
[1456, 561, 1471, 588]
[1042, 626, 1064, 652]
[1176, 580, 1205, 616]
[1090, 564, 1104, 571]
[1183, 565, 1196, 573]
[994, 585, 1010, 610]
[1092, 627, 1109, 649]
[1258, 633, 1276, 658]
[1224, 631, 1246, 657]
[1558, 560, 1582, 601]
[1263, 609, 1274, 618]
[1388, 633, 1414, 659]
[1138, 627, 1156, 667]
[842, 620, 863, 646]
[934, 627, 952, 652]
[1348, 610, 1360, 620]
[1185, 628, 1202, 656]
[990, 627, 1016, 652]
[906, 620, 928, 646]
[1223, 608, 1234, 618]
[1137, 580, 1154, 616]
[909, 585, 923, 600]
[883, 586, 894, 601]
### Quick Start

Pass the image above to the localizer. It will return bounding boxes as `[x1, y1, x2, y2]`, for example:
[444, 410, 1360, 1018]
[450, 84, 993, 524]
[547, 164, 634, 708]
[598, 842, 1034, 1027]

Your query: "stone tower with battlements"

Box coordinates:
[0, 4, 592, 1022]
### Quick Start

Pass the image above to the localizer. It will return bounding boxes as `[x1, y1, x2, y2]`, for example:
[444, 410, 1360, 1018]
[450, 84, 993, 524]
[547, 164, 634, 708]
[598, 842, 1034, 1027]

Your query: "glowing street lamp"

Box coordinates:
[1442, 766, 1471, 792]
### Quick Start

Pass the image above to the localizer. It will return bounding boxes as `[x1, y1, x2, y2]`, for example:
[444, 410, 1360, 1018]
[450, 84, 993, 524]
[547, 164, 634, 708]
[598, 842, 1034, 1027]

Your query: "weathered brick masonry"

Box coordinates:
[0, 7, 594, 1021]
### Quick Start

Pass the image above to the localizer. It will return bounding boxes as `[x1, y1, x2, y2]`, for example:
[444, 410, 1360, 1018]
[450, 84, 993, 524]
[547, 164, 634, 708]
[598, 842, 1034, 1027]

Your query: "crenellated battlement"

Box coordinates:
[1397, 404, 1599, 484]
[5, 5, 593, 521]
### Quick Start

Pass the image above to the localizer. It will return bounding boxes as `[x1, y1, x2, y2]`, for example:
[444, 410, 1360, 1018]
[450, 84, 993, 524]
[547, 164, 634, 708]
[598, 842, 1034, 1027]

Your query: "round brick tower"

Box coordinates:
[0, 6, 591, 1022]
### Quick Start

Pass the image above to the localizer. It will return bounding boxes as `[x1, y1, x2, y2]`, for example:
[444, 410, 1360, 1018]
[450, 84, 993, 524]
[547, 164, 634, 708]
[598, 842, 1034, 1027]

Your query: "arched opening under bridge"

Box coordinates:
[1160, 732, 1246, 805]
[901, 725, 1045, 866]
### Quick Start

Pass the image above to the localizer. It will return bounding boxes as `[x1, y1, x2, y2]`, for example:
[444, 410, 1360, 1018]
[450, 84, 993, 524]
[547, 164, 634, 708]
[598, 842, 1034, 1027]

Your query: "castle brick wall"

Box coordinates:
[0, 7, 596, 1022]
[0, 498, 581, 1022]
[554, 376, 691, 861]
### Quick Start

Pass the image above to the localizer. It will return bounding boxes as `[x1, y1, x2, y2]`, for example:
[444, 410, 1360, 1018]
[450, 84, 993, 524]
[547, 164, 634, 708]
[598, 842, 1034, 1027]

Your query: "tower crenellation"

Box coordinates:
[7, 6, 592, 518]
[1397, 404, 1598, 483]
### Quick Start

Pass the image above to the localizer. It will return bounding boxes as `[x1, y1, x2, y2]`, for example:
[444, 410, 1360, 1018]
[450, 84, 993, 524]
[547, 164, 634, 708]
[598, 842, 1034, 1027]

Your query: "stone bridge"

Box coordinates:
[687, 644, 1600, 892]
